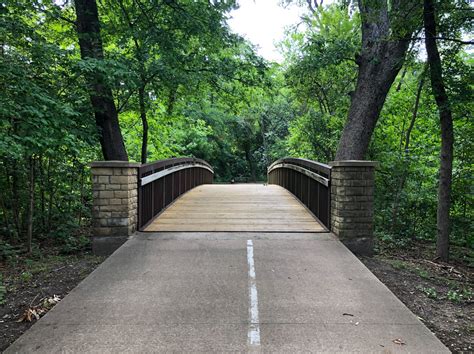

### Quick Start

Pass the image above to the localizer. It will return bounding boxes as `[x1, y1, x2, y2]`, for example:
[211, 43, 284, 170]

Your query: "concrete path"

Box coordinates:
[6, 233, 448, 353]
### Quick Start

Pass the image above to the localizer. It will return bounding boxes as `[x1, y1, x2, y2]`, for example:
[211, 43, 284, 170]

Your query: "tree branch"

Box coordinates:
[412, 36, 473, 45]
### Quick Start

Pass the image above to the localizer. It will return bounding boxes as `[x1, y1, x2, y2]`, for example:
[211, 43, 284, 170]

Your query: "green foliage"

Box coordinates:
[20, 271, 33, 282]
[283, 4, 359, 162]
[0, 0, 471, 264]
[0, 241, 18, 262]
[418, 286, 438, 300]
[447, 288, 473, 303]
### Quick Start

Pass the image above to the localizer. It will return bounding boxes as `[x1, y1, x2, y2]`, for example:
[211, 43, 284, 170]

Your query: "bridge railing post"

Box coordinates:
[329, 160, 378, 256]
[90, 161, 141, 255]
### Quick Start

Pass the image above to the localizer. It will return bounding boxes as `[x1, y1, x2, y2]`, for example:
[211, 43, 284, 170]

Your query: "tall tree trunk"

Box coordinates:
[74, 0, 128, 161]
[138, 85, 149, 164]
[26, 156, 35, 254]
[424, 0, 454, 262]
[10, 160, 21, 238]
[335, 0, 421, 160]
[245, 149, 256, 182]
[39, 155, 46, 229]
[46, 157, 54, 233]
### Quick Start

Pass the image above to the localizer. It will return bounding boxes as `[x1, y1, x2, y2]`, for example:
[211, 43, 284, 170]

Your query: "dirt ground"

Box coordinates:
[361, 242, 473, 353]
[1, 241, 472, 353]
[0, 252, 104, 352]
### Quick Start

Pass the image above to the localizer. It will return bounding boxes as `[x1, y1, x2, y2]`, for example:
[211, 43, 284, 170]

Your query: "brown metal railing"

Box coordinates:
[267, 158, 331, 229]
[138, 158, 214, 230]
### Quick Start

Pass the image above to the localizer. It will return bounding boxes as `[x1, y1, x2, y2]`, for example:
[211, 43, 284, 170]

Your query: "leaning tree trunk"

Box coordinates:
[74, 0, 128, 161]
[335, 0, 421, 160]
[424, 0, 454, 262]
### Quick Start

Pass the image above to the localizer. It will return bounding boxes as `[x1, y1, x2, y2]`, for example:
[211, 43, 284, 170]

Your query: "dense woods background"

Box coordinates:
[0, 0, 472, 263]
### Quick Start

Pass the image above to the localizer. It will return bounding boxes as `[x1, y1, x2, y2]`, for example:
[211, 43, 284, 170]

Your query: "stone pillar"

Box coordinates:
[90, 161, 141, 255]
[329, 160, 377, 255]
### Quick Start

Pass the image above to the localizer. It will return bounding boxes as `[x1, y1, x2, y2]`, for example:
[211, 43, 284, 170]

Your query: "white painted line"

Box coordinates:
[246, 239, 261, 346]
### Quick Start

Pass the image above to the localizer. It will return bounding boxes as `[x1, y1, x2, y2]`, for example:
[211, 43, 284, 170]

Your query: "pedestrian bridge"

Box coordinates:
[5, 158, 449, 353]
[145, 184, 326, 233]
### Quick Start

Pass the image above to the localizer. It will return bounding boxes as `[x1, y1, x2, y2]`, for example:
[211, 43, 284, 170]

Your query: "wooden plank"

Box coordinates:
[146, 224, 325, 232]
[154, 219, 318, 225]
[158, 214, 314, 220]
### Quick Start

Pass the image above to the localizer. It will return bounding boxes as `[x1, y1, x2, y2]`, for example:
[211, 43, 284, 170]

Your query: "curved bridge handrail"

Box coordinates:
[140, 160, 214, 186]
[138, 157, 214, 230]
[139, 157, 213, 176]
[268, 157, 331, 177]
[268, 162, 330, 187]
[267, 157, 331, 229]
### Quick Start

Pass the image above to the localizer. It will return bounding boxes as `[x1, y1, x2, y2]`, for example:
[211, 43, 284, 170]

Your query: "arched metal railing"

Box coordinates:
[138, 158, 214, 230]
[268, 158, 332, 229]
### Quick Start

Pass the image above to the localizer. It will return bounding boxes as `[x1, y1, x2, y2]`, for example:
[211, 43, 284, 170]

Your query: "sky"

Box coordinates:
[227, 0, 306, 63]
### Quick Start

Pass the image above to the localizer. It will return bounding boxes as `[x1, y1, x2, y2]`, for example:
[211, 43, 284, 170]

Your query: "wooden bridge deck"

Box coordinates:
[145, 184, 326, 233]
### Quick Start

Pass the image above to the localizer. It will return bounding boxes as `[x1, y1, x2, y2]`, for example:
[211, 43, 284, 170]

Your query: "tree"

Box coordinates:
[424, 0, 454, 262]
[74, 0, 128, 161]
[335, 0, 422, 159]
[283, 4, 359, 162]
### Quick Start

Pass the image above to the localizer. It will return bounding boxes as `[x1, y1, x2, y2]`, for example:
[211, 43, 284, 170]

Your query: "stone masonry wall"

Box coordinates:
[90, 161, 141, 255]
[329, 160, 377, 255]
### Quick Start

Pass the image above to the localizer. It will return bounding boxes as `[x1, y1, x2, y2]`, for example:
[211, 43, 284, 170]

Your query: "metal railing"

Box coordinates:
[138, 158, 214, 230]
[268, 158, 332, 229]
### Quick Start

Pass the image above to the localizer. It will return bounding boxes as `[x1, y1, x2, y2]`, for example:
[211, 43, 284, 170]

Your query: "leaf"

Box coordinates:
[16, 296, 61, 322]
[392, 338, 406, 346]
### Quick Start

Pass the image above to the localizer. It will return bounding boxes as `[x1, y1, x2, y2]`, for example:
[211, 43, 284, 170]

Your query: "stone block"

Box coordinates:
[99, 191, 115, 199]
[98, 176, 109, 184]
[110, 176, 129, 184]
[111, 211, 129, 218]
[114, 190, 129, 198]
[99, 204, 128, 212]
[95, 227, 113, 236]
[343, 187, 368, 196]
[92, 168, 114, 176]
[109, 198, 122, 205]
[97, 212, 111, 218]
[108, 218, 129, 227]
[92, 184, 106, 191]
[93, 198, 109, 206]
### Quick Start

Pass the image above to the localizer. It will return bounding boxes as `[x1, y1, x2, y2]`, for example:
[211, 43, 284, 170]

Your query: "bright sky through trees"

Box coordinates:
[228, 0, 305, 62]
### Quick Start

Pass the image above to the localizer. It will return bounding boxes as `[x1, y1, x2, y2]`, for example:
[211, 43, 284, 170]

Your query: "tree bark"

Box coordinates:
[424, 0, 454, 262]
[138, 85, 149, 164]
[74, 0, 128, 161]
[335, 0, 421, 160]
[26, 156, 35, 254]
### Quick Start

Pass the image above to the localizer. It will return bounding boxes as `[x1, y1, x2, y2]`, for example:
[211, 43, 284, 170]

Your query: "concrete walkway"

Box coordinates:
[7, 233, 448, 353]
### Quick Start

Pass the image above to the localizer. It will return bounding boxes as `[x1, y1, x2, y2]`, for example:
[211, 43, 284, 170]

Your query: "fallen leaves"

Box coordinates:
[17, 295, 61, 323]
[392, 338, 406, 346]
